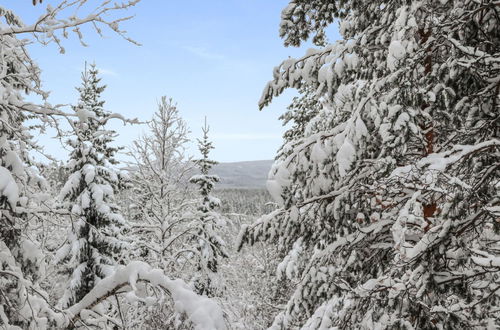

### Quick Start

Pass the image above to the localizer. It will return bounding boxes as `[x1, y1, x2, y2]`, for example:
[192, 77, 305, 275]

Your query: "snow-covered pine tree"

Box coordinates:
[239, 1, 500, 328]
[57, 63, 129, 310]
[189, 120, 228, 297]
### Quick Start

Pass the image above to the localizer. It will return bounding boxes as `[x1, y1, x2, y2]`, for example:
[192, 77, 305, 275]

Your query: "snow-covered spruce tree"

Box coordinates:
[127, 96, 193, 272]
[57, 63, 129, 311]
[239, 1, 500, 329]
[189, 120, 228, 297]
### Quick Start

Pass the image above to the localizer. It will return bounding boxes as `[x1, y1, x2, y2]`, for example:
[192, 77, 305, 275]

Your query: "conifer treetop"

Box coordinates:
[190, 118, 220, 212]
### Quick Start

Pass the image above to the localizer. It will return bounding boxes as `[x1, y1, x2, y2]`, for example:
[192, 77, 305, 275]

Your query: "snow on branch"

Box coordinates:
[448, 37, 500, 65]
[297, 186, 348, 208]
[100, 112, 142, 126]
[0, 0, 142, 53]
[65, 261, 227, 329]
[391, 139, 500, 177]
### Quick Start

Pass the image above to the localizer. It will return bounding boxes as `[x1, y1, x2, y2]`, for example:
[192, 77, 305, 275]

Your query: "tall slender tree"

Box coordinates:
[240, 1, 500, 328]
[57, 63, 129, 309]
[189, 119, 227, 297]
[127, 96, 193, 272]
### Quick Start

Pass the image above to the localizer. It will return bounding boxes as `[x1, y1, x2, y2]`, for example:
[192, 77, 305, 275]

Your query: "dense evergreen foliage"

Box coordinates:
[57, 64, 128, 310]
[240, 0, 500, 328]
[189, 121, 228, 297]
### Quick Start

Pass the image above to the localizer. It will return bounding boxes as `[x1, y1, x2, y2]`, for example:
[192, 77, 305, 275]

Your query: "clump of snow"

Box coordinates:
[83, 164, 96, 184]
[387, 40, 406, 70]
[311, 140, 328, 163]
[75, 107, 96, 122]
[0, 166, 19, 207]
[266, 161, 291, 205]
[277, 237, 303, 280]
[336, 138, 356, 177]
[5, 150, 24, 176]
[334, 58, 345, 77]
[344, 52, 360, 70]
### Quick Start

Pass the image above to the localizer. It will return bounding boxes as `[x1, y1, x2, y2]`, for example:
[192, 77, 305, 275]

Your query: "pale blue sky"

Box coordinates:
[11, 1, 339, 162]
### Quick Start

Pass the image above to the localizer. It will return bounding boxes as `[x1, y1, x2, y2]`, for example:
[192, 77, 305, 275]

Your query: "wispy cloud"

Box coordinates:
[212, 133, 282, 141]
[183, 46, 225, 60]
[73, 66, 118, 77]
[97, 68, 118, 76]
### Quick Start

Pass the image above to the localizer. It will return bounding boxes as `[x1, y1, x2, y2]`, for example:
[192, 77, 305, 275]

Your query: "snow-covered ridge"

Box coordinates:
[194, 160, 274, 189]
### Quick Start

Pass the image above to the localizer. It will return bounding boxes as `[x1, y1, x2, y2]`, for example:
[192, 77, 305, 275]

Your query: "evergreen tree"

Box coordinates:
[57, 63, 129, 309]
[189, 120, 228, 297]
[240, 1, 500, 328]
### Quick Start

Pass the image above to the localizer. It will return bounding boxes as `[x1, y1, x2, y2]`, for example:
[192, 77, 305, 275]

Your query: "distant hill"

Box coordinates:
[124, 160, 274, 190]
[212, 160, 273, 189]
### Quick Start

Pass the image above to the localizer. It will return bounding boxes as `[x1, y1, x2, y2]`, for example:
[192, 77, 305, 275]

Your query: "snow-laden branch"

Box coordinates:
[0, 1, 142, 52]
[448, 37, 500, 65]
[65, 261, 226, 329]
[99, 112, 142, 126]
[391, 139, 500, 177]
[297, 186, 348, 208]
